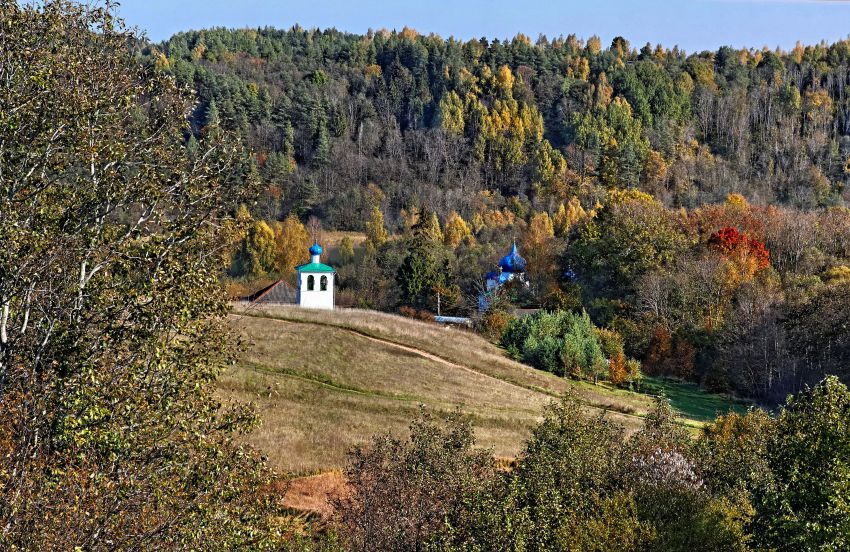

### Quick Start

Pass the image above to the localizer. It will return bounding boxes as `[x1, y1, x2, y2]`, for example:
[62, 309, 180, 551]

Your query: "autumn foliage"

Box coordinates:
[708, 226, 770, 271]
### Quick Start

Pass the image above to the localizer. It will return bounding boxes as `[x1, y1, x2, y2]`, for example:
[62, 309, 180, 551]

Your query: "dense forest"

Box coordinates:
[154, 26, 850, 218]
[146, 27, 850, 403]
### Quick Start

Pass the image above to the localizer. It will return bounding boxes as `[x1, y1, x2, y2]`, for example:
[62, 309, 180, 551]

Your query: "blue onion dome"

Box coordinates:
[309, 242, 323, 256]
[499, 242, 526, 273]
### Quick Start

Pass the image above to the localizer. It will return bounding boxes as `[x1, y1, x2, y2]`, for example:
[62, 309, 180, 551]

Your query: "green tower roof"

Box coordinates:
[296, 262, 336, 273]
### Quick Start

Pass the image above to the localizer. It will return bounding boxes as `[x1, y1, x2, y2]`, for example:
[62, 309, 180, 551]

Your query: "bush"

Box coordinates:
[460, 394, 748, 551]
[501, 310, 608, 380]
[333, 410, 494, 551]
[475, 308, 514, 340]
[398, 306, 435, 322]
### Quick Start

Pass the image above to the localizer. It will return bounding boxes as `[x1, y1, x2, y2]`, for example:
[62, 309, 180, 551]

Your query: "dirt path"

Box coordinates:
[278, 471, 346, 519]
[346, 326, 529, 390]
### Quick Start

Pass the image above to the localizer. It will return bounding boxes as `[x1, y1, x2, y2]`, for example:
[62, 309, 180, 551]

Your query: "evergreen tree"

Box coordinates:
[397, 216, 446, 308]
[204, 97, 221, 128]
[397, 238, 440, 308]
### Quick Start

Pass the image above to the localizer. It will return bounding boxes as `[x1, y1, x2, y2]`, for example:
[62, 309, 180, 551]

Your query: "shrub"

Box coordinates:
[334, 410, 494, 551]
[609, 351, 628, 385]
[502, 310, 640, 382]
[506, 310, 603, 378]
[397, 306, 434, 322]
[476, 308, 514, 340]
[398, 305, 418, 319]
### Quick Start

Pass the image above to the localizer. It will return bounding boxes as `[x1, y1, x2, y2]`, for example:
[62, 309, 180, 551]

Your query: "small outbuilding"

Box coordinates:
[248, 280, 298, 305]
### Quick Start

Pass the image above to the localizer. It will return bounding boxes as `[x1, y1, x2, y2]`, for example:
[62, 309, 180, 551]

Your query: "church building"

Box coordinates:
[479, 241, 528, 310]
[296, 241, 335, 309]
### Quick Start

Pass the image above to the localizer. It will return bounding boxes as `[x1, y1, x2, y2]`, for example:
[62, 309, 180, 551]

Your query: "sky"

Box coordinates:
[117, 0, 850, 53]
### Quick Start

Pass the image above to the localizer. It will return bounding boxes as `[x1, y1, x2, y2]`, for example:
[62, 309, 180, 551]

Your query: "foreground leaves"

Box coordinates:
[0, 1, 286, 548]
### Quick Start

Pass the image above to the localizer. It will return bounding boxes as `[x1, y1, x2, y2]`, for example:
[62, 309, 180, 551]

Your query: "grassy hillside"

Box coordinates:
[222, 304, 746, 473]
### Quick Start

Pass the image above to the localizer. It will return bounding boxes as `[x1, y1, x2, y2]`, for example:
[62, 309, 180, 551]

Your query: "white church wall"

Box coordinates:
[297, 272, 335, 309]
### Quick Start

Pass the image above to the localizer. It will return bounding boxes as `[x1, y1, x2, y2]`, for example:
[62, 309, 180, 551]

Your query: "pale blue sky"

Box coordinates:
[117, 0, 850, 53]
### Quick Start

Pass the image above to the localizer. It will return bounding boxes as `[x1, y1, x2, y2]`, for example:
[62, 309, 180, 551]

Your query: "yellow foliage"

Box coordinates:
[606, 187, 657, 207]
[443, 211, 474, 248]
[421, 212, 444, 243]
[191, 42, 206, 61]
[274, 215, 311, 278]
[525, 211, 555, 244]
[364, 64, 382, 79]
[608, 351, 628, 385]
[365, 206, 389, 250]
[553, 197, 587, 237]
[725, 193, 750, 210]
[438, 91, 465, 136]
[690, 59, 717, 91]
[471, 212, 485, 234]
[481, 208, 517, 230]
[153, 51, 171, 71]
[804, 89, 834, 128]
[823, 265, 850, 284]
[642, 150, 668, 191]
[593, 72, 613, 109]
[533, 141, 569, 199]
[497, 65, 515, 94]
[568, 57, 590, 81]
[522, 211, 557, 283]
[235, 203, 252, 223]
[400, 26, 419, 40]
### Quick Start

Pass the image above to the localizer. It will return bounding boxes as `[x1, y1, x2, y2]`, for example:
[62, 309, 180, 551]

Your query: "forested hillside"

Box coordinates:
[153, 27, 850, 219]
[146, 29, 850, 402]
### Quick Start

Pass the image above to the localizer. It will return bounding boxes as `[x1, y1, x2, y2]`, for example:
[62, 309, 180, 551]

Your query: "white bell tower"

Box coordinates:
[296, 241, 335, 310]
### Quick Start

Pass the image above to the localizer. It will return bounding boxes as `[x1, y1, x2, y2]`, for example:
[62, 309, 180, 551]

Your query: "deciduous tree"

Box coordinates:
[0, 1, 281, 547]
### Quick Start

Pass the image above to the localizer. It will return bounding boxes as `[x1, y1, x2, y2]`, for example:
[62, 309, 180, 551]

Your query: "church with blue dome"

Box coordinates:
[479, 241, 529, 310]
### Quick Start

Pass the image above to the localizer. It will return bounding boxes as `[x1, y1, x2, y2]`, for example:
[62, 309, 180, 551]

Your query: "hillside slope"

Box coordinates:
[222, 304, 739, 473]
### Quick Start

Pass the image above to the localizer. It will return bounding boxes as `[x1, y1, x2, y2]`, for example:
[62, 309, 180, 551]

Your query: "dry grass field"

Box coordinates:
[222, 304, 739, 474]
[321, 231, 367, 249]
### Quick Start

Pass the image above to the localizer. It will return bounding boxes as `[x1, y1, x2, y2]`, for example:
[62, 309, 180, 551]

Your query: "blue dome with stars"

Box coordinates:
[499, 242, 526, 273]
[309, 242, 323, 256]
